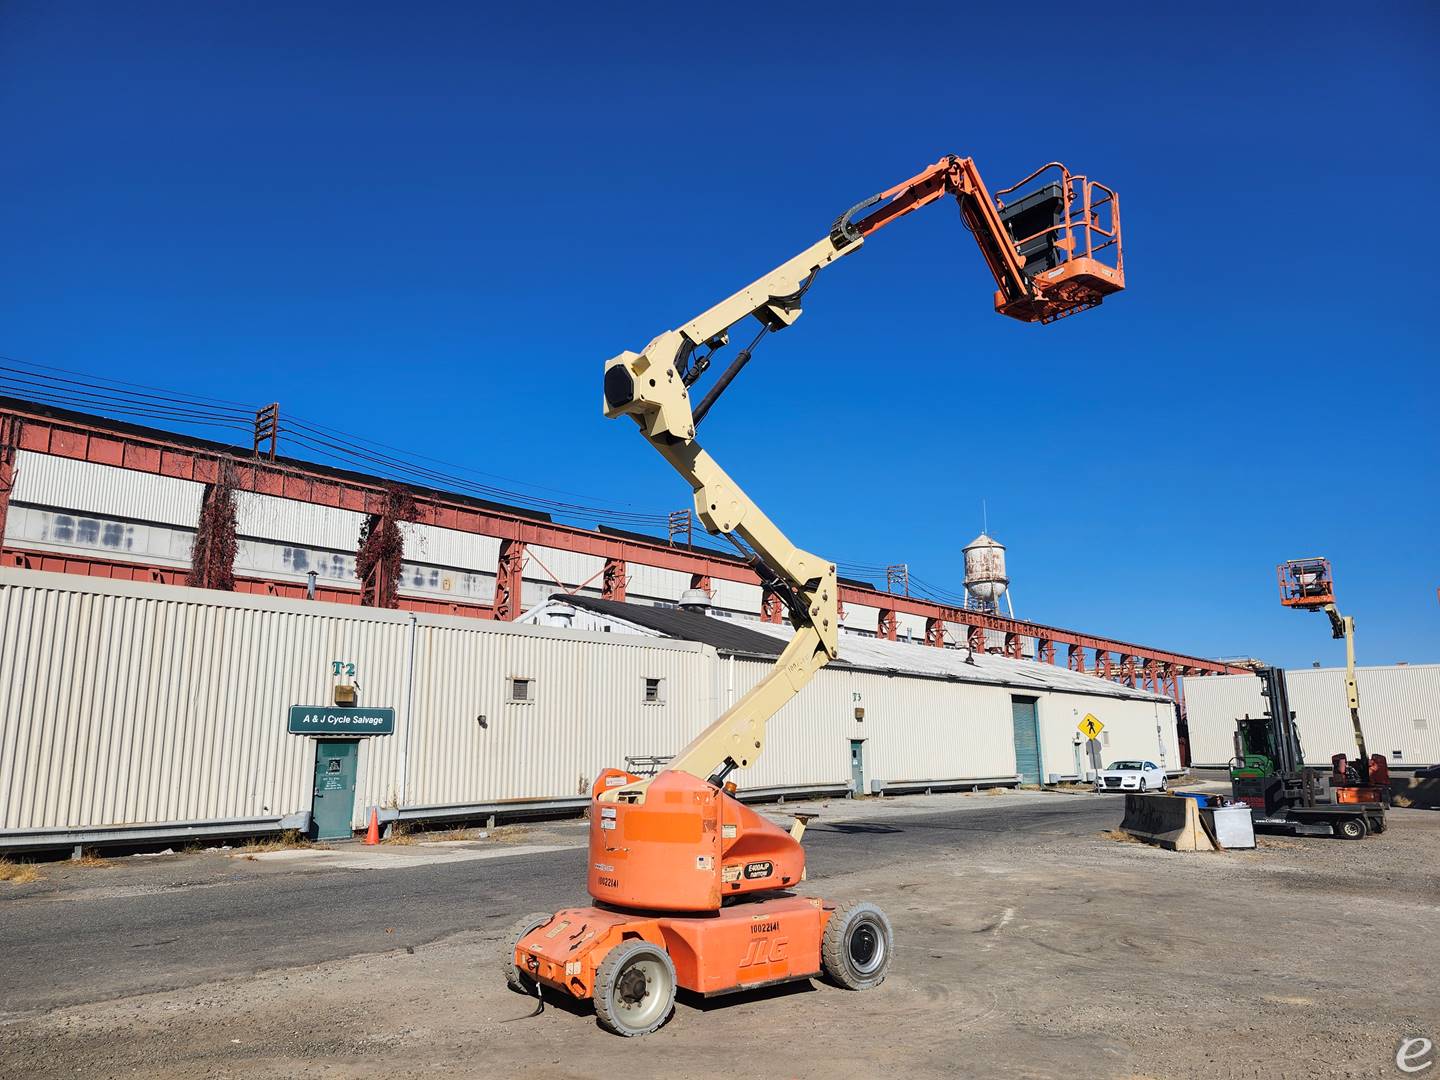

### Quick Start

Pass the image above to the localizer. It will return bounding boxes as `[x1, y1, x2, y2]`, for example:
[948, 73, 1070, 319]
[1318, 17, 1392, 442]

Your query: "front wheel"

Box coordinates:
[822, 900, 894, 990]
[1335, 817, 1367, 840]
[1138, 779, 1148, 793]
[594, 940, 677, 1037]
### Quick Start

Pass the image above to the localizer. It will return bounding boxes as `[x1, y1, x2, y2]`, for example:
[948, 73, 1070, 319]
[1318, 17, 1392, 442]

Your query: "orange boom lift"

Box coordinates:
[503, 155, 1125, 1035]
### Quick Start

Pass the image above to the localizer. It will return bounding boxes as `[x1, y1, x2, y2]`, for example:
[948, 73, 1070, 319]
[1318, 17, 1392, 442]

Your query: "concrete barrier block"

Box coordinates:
[1121, 793, 1217, 851]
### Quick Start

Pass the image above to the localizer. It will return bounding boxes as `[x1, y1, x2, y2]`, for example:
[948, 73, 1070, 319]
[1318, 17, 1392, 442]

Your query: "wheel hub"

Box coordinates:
[848, 919, 885, 974]
[617, 966, 649, 1007]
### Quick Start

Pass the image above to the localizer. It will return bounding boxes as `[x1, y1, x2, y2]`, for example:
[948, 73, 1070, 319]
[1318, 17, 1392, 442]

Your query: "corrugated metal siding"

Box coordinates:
[0, 571, 411, 830]
[5, 505, 195, 567]
[523, 544, 606, 590]
[406, 625, 707, 806]
[894, 612, 928, 643]
[0, 568, 1191, 839]
[1186, 666, 1440, 768]
[626, 563, 691, 601]
[1036, 692, 1178, 777]
[709, 579, 761, 614]
[235, 492, 365, 551]
[841, 602, 879, 635]
[719, 658, 1021, 791]
[12, 451, 204, 528]
[400, 521, 500, 571]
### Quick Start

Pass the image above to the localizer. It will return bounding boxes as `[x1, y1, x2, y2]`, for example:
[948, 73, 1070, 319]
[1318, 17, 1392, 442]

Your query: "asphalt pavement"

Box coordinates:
[0, 792, 1115, 1018]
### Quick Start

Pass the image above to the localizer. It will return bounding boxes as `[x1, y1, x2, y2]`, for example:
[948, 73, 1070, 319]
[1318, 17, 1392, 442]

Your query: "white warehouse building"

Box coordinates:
[0, 568, 1177, 853]
[1184, 665, 1440, 770]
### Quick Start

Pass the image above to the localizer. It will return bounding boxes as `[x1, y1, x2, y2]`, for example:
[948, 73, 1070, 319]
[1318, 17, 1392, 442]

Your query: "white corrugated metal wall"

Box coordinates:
[405, 622, 708, 807]
[1185, 666, 1440, 768]
[1034, 692, 1178, 780]
[1, 568, 1179, 842]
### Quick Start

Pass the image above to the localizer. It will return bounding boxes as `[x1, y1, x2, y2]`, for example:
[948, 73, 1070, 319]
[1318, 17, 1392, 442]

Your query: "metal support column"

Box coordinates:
[493, 539, 526, 621]
[602, 556, 627, 601]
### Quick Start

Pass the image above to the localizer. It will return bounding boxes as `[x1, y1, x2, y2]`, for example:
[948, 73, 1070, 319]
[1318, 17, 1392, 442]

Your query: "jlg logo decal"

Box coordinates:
[739, 935, 788, 967]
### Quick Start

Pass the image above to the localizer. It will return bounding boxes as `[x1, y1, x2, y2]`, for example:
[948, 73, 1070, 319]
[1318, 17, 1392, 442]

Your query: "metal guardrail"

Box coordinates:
[392, 796, 591, 825]
[3, 773, 1060, 854]
[0, 814, 307, 855]
[871, 775, 1022, 795]
[735, 782, 852, 804]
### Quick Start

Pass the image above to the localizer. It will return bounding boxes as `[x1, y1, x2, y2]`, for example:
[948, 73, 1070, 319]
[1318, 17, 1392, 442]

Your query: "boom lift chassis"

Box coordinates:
[504, 155, 1124, 1035]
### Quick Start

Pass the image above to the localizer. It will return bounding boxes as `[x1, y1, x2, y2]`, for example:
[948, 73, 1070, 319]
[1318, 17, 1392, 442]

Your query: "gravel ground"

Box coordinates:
[2, 796, 1436, 1080]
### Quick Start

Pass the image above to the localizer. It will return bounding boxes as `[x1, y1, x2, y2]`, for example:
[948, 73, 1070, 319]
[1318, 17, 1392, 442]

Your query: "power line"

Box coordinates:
[0, 354, 978, 597]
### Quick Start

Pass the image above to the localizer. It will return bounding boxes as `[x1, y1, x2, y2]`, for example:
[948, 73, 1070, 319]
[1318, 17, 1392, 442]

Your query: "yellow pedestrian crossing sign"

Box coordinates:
[1078, 714, 1104, 740]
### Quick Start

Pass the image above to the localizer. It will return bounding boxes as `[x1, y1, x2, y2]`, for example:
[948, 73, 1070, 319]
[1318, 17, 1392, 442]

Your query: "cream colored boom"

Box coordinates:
[599, 232, 862, 798]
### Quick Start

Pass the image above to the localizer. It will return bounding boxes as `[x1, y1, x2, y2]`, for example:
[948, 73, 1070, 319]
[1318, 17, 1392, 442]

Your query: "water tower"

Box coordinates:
[963, 532, 1012, 616]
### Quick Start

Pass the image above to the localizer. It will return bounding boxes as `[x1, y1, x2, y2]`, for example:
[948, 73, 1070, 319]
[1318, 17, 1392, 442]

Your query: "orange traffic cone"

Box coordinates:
[364, 807, 380, 845]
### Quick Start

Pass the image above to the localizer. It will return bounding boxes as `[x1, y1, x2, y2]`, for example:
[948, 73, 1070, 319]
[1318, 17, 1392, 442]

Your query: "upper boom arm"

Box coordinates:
[600, 154, 1124, 796]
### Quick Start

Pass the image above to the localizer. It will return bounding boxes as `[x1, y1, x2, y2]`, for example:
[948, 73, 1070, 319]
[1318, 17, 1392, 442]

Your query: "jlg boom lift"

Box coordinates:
[1228, 559, 1389, 838]
[503, 156, 1124, 1036]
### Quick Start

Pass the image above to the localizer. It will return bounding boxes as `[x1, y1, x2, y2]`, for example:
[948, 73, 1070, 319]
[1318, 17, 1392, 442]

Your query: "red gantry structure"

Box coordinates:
[0, 396, 1243, 715]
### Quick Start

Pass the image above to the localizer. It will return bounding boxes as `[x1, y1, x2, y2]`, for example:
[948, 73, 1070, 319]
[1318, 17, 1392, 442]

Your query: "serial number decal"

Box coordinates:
[750, 920, 780, 934]
[743, 860, 773, 880]
[597, 875, 619, 889]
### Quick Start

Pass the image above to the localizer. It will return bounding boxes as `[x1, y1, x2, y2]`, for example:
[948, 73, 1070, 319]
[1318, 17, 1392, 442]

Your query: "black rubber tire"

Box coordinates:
[821, 900, 893, 991]
[593, 940, 676, 1037]
[1369, 815, 1387, 835]
[501, 911, 553, 994]
[1335, 817, 1367, 840]
[1139, 779, 1148, 793]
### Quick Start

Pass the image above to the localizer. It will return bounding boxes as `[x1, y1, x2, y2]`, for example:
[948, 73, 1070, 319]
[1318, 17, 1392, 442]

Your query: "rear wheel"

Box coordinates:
[822, 900, 894, 990]
[501, 911, 553, 994]
[1335, 817, 1367, 840]
[594, 940, 676, 1037]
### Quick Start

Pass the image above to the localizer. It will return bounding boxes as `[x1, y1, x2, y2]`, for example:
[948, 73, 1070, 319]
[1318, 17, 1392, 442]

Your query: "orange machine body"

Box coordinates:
[511, 768, 830, 1002]
[514, 895, 832, 1000]
[587, 768, 806, 912]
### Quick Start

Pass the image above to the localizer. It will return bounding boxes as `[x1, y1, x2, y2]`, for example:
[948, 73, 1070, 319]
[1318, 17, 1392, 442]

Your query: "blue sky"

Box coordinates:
[1, 3, 1436, 669]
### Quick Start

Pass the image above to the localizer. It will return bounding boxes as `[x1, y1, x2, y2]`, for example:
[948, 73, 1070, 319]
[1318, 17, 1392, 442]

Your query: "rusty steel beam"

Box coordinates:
[602, 556, 627, 602]
[0, 415, 18, 544]
[0, 400, 1245, 676]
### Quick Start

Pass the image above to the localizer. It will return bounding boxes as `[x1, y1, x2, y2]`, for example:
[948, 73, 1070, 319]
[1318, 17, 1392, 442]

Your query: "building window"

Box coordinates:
[508, 677, 534, 703]
[643, 677, 665, 704]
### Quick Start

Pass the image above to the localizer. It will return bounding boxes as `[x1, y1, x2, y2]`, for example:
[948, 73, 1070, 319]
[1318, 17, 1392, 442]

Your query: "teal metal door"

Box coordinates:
[1011, 697, 1041, 784]
[311, 740, 358, 840]
[850, 739, 865, 794]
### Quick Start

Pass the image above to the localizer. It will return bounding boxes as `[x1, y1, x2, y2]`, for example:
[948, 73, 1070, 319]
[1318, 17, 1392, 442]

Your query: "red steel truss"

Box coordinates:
[0, 400, 1244, 681]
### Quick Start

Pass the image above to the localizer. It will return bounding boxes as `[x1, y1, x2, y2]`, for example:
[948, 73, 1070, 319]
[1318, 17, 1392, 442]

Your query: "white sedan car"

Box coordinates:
[1094, 760, 1168, 793]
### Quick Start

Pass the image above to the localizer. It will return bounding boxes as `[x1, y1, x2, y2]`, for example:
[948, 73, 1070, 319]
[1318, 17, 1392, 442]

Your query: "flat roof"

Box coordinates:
[559, 595, 1165, 702]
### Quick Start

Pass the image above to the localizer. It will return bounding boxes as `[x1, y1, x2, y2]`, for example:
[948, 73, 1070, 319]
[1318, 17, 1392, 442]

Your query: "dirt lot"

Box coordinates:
[2, 794, 1436, 1080]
